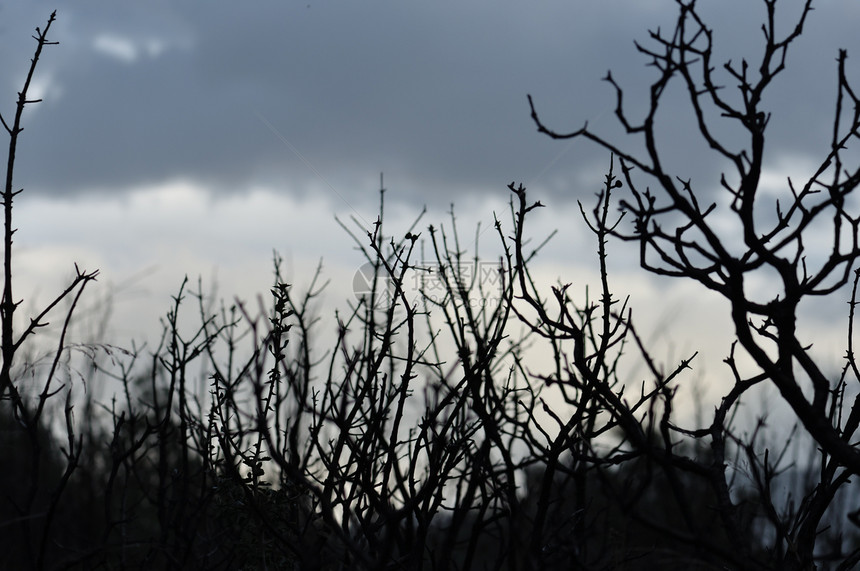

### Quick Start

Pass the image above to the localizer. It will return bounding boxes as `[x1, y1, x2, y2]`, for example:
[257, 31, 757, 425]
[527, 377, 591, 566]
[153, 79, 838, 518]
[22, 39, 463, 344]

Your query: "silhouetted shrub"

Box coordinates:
[3, 3, 860, 570]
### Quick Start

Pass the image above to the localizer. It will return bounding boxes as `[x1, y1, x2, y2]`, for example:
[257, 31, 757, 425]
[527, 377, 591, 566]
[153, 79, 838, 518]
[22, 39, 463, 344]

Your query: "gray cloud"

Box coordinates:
[0, 1, 856, 213]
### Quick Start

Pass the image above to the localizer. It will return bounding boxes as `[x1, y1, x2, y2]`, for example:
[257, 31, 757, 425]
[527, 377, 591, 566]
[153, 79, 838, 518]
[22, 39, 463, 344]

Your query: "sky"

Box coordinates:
[1, 1, 859, 413]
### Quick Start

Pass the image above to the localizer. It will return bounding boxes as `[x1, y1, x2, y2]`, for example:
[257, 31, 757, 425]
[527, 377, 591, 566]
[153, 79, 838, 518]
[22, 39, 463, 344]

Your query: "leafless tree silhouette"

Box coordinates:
[3, 2, 860, 570]
[527, 0, 860, 568]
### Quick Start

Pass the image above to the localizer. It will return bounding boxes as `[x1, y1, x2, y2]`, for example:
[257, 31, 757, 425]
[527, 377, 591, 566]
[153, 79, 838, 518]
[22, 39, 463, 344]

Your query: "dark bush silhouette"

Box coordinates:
[2, 2, 860, 570]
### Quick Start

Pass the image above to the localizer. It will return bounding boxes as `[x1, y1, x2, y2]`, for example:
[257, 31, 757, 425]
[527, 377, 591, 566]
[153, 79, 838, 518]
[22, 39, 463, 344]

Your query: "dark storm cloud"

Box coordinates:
[1, 1, 858, 209]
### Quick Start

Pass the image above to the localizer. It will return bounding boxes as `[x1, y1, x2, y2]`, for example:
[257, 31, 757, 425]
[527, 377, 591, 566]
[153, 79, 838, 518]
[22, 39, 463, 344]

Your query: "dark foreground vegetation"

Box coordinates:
[3, 2, 860, 569]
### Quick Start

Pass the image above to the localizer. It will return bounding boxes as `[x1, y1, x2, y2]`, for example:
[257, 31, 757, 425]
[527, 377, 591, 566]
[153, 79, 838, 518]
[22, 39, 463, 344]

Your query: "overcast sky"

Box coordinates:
[2, 1, 858, 402]
[5, 1, 856, 202]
